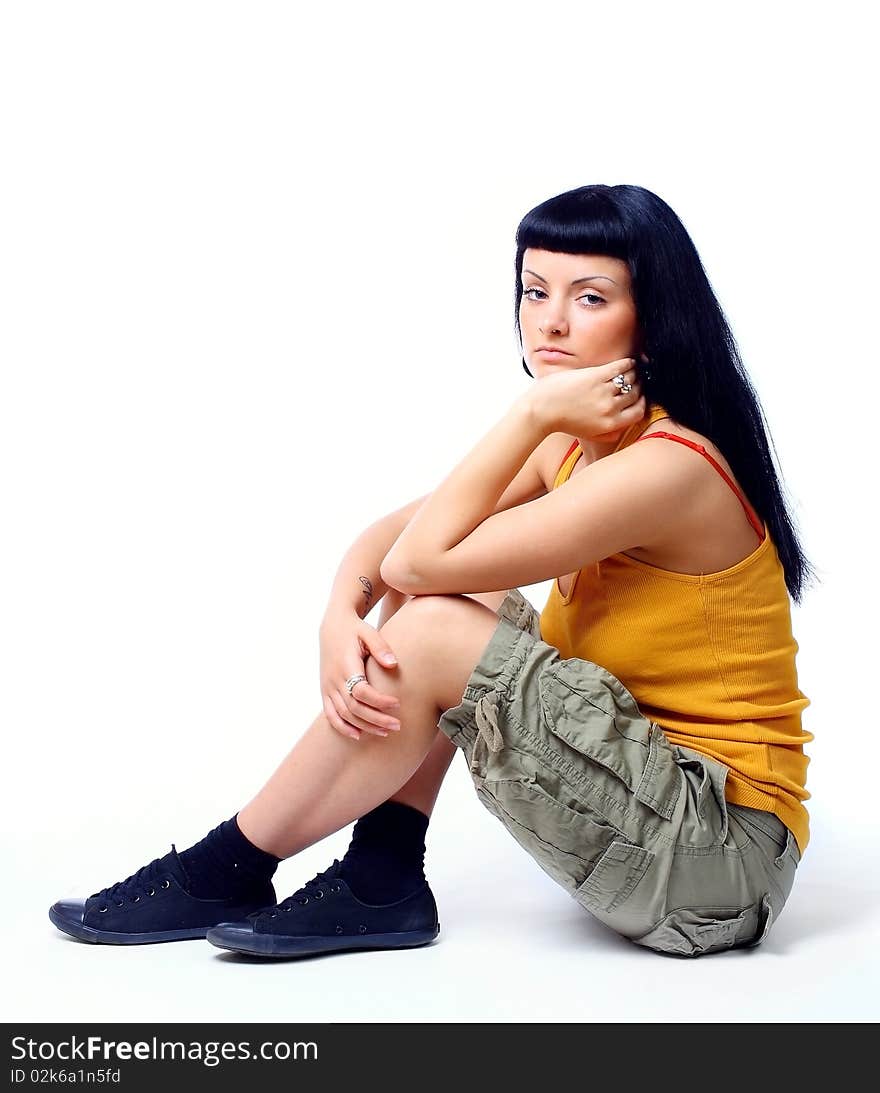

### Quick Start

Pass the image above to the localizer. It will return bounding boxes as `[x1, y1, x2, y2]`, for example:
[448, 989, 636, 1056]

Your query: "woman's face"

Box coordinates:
[519, 248, 640, 376]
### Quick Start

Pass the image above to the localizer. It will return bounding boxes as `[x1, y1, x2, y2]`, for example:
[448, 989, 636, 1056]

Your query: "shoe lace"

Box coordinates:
[90, 856, 170, 908]
[275, 859, 342, 913]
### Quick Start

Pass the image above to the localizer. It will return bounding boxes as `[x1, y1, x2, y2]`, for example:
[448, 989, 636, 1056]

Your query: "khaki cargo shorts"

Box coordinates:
[437, 587, 801, 957]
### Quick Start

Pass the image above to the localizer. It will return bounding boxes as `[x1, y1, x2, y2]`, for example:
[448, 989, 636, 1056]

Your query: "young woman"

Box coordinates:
[49, 184, 814, 958]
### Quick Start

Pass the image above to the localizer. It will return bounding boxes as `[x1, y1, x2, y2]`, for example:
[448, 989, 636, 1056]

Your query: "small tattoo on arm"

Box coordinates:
[358, 576, 374, 614]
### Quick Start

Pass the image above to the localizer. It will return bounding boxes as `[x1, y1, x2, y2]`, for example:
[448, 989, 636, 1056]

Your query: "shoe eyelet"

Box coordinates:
[358, 924, 367, 934]
[132, 895, 140, 903]
[335, 925, 343, 934]
[298, 897, 309, 905]
[160, 879, 171, 889]
[98, 906, 108, 913]
[114, 900, 124, 907]
[147, 888, 156, 897]
[269, 913, 278, 919]
[314, 890, 324, 900]
[331, 884, 341, 893]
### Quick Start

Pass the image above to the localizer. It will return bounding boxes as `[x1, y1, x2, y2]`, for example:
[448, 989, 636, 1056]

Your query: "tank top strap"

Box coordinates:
[636, 431, 765, 540]
[555, 439, 580, 482]
[554, 404, 672, 486]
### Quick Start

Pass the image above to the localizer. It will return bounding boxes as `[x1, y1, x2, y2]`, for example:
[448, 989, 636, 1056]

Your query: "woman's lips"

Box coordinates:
[535, 349, 573, 359]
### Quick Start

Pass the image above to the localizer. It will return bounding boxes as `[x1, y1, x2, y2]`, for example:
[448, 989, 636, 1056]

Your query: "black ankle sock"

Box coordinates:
[338, 800, 429, 903]
[178, 814, 281, 899]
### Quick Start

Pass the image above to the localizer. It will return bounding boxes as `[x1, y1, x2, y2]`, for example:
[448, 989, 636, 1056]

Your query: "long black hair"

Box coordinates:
[514, 184, 816, 603]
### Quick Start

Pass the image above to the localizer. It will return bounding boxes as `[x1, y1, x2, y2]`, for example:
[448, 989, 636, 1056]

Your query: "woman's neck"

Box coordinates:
[576, 413, 646, 466]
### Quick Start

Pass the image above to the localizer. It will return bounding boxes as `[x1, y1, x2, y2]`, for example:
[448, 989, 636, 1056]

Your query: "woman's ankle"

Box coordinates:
[178, 814, 280, 899]
[338, 800, 429, 903]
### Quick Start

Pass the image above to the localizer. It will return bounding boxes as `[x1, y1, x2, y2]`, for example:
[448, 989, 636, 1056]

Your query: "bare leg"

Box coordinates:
[385, 588, 508, 816]
[235, 594, 505, 859]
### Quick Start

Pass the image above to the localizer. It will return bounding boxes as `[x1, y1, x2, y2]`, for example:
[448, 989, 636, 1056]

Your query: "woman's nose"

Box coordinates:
[539, 315, 567, 336]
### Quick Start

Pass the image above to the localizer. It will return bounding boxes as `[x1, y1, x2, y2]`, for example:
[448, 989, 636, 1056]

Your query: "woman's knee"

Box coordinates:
[373, 593, 500, 710]
[386, 592, 492, 634]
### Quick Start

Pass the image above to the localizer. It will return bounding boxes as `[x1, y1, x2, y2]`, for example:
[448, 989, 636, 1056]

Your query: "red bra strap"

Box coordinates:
[636, 432, 765, 540]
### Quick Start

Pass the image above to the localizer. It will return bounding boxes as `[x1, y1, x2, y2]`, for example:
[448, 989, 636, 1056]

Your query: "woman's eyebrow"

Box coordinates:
[523, 269, 617, 286]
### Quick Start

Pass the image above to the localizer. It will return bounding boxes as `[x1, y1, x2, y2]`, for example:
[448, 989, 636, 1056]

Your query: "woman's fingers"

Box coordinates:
[358, 627, 399, 669]
[322, 674, 402, 741]
[344, 684, 401, 733]
[330, 692, 378, 737]
[329, 689, 399, 738]
[323, 695, 362, 741]
[349, 677, 401, 713]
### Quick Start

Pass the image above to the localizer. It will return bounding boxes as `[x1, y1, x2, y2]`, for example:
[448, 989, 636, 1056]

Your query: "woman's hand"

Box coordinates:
[318, 608, 403, 741]
[526, 356, 647, 440]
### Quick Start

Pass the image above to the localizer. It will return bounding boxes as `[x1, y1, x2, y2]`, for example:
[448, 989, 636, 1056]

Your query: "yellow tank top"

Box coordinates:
[539, 403, 813, 853]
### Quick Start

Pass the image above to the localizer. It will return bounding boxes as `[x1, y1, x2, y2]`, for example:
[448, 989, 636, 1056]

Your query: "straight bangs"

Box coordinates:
[516, 194, 631, 265]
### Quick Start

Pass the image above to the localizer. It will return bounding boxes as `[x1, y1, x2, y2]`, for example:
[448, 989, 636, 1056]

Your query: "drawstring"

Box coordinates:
[474, 689, 504, 752]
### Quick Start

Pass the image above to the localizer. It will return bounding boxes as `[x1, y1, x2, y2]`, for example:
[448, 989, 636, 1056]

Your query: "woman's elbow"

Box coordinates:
[380, 555, 422, 596]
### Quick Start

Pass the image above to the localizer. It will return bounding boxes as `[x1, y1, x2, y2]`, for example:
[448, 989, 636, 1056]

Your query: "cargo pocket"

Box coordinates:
[673, 746, 735, 849]
[468, 685, 629, 896]
[632, 893, 773, 957]
[539, 659, 681, 823]
[475, 774, 616, 896]
[574, 839, 654, 916]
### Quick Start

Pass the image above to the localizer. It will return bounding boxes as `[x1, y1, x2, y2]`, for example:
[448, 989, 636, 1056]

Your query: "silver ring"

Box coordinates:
[612, 373, 626, 387]
[345, 673, 367, 696]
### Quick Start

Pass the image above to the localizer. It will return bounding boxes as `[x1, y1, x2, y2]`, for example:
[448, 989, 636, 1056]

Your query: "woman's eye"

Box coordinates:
[522, 287, 604, 307]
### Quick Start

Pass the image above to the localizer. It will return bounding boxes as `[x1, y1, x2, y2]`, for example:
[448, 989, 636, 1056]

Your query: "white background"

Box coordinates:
[2, 0, 877, 1022]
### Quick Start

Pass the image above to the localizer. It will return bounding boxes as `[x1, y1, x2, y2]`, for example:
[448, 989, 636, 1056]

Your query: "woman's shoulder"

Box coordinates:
[542, 414, 766, 574]
[634, 416, 738, 479]
[539, 411, 710, 487]
[621, 416, 768, 573]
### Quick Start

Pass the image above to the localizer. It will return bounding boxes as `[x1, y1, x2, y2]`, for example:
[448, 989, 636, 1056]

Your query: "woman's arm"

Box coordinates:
[379, 393, 685, 596]
[380, 398, 544, 591]
[323, 494, 432, 623]
[324, 428, 552, 622]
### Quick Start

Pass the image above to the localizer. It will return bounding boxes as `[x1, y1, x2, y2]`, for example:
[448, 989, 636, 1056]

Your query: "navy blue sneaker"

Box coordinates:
[206, 859, 440, 958]
[49, 845, 276, 945]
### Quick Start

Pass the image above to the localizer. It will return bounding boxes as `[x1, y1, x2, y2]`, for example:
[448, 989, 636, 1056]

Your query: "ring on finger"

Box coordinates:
[345, 673, 366, 696]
